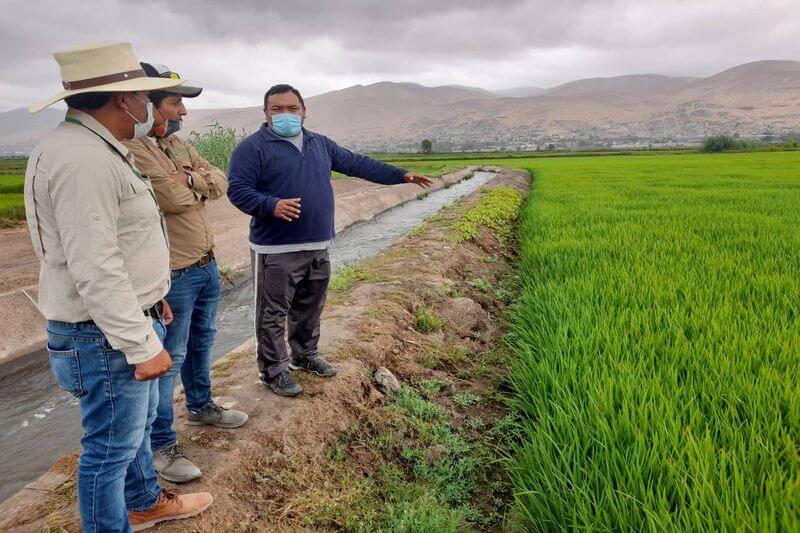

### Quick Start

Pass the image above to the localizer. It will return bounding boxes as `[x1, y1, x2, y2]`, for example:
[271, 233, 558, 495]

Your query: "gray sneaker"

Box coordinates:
[289, 356, 337, 377]
[152, 443, 201, 483]
[186, 401, 249, 429]
[260, 370, 303, 396]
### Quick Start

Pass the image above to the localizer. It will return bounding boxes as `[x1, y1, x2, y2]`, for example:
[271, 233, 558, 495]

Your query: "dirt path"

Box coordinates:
[0, 226, 39, 295]
[0, 169, 531, 532]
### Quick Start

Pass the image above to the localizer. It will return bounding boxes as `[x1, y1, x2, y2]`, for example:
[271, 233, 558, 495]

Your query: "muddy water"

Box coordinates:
[0, 171, 496, 502]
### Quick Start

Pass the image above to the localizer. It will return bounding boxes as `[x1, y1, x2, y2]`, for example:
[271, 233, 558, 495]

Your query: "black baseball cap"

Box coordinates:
[140, 62, 202, 97]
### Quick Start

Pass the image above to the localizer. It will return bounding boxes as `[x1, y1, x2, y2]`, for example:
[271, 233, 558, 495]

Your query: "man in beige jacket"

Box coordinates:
[122, 63, 247, 484]
[26, 42, 211, 532]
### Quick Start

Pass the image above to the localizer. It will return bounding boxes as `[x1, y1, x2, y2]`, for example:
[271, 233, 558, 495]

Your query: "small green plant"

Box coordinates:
[433, 281, 464, 298]
[384, 498, 464, 532]
[453, 393, 481, 407]
[218, 265, 235, 286]
[393, 387, 447, 421]
[418, 378, 451, 399]
[252, 471, 270, 484]
[421, 344, 470, 371]
[413, 307, 444, 333]
[188, 123, 246, 171]
[417, 192, 429, 200]
[495, 272, 520, 305]
[408, 225, 427, 238]
[468, 277, 491, 293]
[329, 264, 387, 292]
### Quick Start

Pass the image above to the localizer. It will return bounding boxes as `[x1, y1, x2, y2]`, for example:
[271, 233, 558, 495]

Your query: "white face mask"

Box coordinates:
[124, 95, 154, 139]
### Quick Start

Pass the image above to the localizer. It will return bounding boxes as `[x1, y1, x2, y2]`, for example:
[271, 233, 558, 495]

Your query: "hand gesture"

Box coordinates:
[274, 198, 302, 222]
[404, 172, 434, 188]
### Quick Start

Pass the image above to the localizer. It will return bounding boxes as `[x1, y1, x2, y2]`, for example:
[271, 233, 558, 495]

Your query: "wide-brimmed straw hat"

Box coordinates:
[29, 41, 185, 114]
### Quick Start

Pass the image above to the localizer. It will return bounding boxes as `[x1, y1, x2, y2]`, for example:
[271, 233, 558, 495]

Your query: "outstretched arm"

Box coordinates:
[327, 137, 431, 188]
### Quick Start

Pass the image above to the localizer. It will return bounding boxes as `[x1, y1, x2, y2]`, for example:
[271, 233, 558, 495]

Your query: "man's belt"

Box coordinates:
[193, 250, 215, 268]
[73, 301, 163, 327]
[143, 300, 164, 320]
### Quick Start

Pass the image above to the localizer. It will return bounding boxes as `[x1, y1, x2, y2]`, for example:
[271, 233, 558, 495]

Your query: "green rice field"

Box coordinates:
[501, 151, 800, 530]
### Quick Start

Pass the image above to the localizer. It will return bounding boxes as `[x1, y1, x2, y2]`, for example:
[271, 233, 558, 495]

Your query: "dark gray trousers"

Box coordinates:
[252, 249, 330, 378]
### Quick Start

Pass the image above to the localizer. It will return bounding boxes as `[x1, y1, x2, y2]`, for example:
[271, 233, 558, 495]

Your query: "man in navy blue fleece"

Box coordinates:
[228, 84, 432, 397]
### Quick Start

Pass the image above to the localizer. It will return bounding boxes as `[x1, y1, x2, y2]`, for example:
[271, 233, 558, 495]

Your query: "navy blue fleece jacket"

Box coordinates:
[227, 124, 408, 246]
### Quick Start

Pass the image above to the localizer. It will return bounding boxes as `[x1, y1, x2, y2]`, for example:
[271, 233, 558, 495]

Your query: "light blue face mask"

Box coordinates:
[124, 95, 154, 139]
[270, 113, 302, 137]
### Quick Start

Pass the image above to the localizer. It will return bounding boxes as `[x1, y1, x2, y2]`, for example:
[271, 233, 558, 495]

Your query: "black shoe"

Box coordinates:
[260, 371, 303, 397]
[289, 356, 337, 377]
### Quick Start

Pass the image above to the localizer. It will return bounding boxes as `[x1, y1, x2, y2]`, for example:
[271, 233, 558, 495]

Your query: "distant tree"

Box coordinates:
[546, 143, 556, 151]
[420, 139, 433, 154]
[702, 134, 743, 153]
[782, 133, 800, 148]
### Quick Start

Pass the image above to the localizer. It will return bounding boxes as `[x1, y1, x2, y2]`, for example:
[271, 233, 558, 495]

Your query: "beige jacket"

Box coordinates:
[24, 109, 170, 364]
[123, 135, 227, 269]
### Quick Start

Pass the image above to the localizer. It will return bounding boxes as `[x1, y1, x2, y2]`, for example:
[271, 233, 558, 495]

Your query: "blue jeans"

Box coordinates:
[151, 259, 220, 452]
[47, 318, 166, 533]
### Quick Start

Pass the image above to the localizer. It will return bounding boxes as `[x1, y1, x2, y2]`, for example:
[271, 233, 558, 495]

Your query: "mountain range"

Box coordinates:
[1, 60, 798, 154]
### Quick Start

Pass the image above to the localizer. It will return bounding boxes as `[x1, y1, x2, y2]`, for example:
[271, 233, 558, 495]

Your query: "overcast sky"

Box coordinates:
[1, 0, 798, 111]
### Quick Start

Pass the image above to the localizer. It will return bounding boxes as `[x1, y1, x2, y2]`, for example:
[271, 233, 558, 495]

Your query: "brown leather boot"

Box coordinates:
[128, 490, 213, 531]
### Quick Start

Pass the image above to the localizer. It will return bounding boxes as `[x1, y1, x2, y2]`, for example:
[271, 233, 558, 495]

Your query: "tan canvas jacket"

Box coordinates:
[123, 135, 228, 269]
[24, 109, 170, 364]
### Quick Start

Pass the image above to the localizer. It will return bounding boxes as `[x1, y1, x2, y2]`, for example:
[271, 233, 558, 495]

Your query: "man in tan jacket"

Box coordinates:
[123, 63, 247, 484]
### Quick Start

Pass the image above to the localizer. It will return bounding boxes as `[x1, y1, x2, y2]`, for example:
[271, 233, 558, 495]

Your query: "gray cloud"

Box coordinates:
[1, 0, 798, 111]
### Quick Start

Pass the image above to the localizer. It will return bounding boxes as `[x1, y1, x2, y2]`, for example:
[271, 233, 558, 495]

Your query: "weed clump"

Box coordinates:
[449, 187, 522, 242]
[329, 264, 387, 292]
[413, 307, 444, 333]
[188, 123, 245, 171]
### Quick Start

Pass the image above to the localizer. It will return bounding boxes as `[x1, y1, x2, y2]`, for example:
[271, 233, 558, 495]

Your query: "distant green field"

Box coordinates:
[0, 192, 25, 227]
[0, 174, 24, 194]
[504, 151, 800, 530]
[0, 170, 25, 226]
[0, 157, 27, 175]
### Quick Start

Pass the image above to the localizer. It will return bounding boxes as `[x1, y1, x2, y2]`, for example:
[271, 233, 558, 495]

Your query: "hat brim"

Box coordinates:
[162, 82, 202, 98]
[29, 77, 185, 114]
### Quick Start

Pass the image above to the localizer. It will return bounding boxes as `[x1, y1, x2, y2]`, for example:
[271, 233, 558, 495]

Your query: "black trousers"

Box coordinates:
[252, 249, 330, 378]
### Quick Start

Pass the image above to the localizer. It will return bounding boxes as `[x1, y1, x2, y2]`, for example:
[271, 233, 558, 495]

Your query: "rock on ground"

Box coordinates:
[440, 297, 488, 337]
[373, 367, 401, 394]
